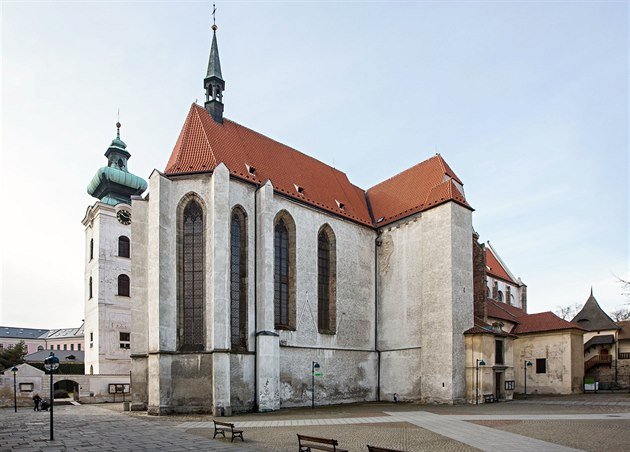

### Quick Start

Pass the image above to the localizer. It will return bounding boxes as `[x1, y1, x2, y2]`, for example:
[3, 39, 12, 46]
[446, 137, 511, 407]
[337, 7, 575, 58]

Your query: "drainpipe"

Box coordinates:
[253, 184, 259, 412]
[375, 232, 381, 401]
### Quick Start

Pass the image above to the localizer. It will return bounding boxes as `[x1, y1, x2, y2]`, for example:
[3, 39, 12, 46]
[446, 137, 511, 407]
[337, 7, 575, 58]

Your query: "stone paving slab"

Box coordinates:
[0, 405, 252, 452]
[386, 411, 582, 452]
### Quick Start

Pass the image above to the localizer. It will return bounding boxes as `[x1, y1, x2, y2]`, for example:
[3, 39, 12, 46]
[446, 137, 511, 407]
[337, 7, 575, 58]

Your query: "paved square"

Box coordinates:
[1, 394, 629, 451]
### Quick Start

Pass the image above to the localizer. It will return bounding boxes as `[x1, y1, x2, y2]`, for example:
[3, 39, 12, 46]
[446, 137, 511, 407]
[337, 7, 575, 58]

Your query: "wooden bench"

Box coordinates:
[297, 434, 348, 452]
[483, 394, 495, 403]
[367, 445, 406, 452]
[213, 420, 244, 442]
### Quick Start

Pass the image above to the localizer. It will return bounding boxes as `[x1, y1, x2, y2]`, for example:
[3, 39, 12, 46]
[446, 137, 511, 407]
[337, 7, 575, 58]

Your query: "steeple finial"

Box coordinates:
[116, 121, 121, 139]
[204, 3, 225, 123]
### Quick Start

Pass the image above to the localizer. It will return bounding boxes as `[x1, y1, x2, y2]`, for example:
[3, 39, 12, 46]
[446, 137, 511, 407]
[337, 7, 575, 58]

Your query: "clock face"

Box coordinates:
[117, 209, 132, 225]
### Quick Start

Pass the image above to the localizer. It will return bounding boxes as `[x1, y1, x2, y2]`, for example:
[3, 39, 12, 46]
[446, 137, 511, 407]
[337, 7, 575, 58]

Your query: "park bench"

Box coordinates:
[367, 445, 406, 451]
[483, 394, 495, 403]
[297, 434, 348, 452]
[213, 420, 244, 442]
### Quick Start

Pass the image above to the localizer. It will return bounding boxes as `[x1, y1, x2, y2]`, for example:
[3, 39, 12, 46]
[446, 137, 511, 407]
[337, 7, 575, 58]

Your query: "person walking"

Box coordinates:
[32, 394, 41, 411]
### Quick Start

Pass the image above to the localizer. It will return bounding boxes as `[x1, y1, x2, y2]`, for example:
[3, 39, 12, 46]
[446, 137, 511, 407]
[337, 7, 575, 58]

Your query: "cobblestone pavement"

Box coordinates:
[2, 393, 630, 451]
[0, 404, 252, 451]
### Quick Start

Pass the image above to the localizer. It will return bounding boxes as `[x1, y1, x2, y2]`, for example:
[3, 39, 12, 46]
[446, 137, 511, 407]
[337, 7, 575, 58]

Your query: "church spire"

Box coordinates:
[204, 5, 225, 123]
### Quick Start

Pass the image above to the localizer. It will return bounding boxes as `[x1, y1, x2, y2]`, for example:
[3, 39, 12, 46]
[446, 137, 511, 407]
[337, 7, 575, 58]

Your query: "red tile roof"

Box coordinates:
[511, 312, 585, 334]
[485, 299, 583, 334]
[617, 320, 630, 340]
[485, 247, 515, 283]
[165, 104, 471, 227]
[486, 299, 523, 323]
[367, 155, 471, 226]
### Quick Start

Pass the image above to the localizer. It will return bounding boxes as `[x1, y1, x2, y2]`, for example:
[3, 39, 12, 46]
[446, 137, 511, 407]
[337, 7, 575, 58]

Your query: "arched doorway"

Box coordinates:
[54, 379, 80, 401]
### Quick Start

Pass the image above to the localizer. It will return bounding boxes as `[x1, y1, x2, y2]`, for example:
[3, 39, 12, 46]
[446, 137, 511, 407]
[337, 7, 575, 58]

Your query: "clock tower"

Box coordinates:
[83, 123, 147, 375]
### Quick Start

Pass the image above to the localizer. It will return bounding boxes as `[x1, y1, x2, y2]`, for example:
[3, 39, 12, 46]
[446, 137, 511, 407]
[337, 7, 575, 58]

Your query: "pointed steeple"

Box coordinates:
[204, 19, 225, 123]
[206, 29, 223, 80]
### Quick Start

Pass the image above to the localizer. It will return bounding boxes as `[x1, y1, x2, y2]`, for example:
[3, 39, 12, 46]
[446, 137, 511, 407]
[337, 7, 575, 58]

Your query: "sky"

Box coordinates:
[1, 1, 628, 329]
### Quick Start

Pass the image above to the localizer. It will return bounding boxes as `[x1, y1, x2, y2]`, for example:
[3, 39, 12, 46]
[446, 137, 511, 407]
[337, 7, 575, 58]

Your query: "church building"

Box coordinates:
[129, 23, 475, 415]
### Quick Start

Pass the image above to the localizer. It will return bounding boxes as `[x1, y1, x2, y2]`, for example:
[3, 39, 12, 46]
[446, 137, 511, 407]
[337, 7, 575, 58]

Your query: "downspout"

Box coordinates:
[375, 231, 381, 401]
[253, 184, 259, 411]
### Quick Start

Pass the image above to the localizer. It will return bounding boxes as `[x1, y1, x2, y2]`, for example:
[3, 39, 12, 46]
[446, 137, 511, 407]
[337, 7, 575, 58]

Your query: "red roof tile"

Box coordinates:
[165, 104, 373, 225]
[511, 312, 585, 334]
[486, 247, 515, 283]
[367, 155, 471, 226]
[165, 105, 471, 227]
[486, 299, 523, 323]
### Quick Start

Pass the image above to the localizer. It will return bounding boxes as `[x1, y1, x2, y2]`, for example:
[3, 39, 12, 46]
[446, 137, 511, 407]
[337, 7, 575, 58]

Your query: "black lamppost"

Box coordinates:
[523, 360, 532, 399]
[311, 361, 320, 409]
[44, 352, 60, 441]
[11, 366, 18, 412]
[475, 358, 486, 405]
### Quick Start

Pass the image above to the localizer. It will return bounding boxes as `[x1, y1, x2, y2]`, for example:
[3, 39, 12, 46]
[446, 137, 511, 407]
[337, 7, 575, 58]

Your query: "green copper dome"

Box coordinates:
[87, 122, 147, 205]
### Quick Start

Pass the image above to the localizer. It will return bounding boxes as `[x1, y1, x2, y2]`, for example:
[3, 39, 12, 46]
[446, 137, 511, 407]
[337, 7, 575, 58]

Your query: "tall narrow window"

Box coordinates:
[230, 208, 247, 349]
[318, 232, 330, 331]
[317, 225, 337, 334]
[89, 277, 93, 299]
[179, 198, 205, 351]
[273, 212, 296, 330]
[89, 238, 94, 261]
[495, 339, 504, 365]
[117, 274, 130, 297]
[274, 219, 290, 327]
[118, 236, 130, 258]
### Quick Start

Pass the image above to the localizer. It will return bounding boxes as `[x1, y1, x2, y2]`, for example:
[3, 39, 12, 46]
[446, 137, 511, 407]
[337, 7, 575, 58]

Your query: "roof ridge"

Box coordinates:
[166, 104, 198, 172]
[486, 242, 518, 284]
[194, 105, 218, 168]
[367, 155, 442, 192]
[205, 106, 354, 182]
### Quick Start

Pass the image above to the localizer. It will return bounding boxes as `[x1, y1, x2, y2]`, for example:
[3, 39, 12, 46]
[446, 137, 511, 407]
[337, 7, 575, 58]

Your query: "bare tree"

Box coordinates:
[609, 307, 630, 322]
[555, 303, 582, 320]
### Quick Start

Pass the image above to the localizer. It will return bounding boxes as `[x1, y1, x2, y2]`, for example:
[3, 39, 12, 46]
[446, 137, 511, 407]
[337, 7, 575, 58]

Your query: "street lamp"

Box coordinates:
[311, 361, 320, 409]
[11, 366, 18, 413]
[475, 359, 486, 405]
[523, 360, 532, 399]
[44, 352, 60, 441]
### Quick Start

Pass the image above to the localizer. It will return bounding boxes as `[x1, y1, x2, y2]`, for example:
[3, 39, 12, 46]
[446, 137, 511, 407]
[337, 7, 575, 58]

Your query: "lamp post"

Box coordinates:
[523, 360, 532, 399]
[311, 361, 320, 409]
[44, 352, 60, 441]
[475, 359, 486, 405]
[11, 366, 18, 412]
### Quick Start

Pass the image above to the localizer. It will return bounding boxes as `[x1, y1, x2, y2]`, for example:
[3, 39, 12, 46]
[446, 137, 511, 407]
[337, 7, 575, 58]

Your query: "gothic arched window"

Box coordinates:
[230, 208, 247, 350]
[118, 236, 130, 258]
[117, 274, 130, 297]
[317, 225, 337, 334]
[274, 212, 296, 330]
[178, 197, 205, 351]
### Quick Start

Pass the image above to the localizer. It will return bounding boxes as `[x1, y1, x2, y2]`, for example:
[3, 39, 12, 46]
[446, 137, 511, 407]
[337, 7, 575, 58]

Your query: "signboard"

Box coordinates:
[504, 380, 515, 390]
[108, 383, 130, 394]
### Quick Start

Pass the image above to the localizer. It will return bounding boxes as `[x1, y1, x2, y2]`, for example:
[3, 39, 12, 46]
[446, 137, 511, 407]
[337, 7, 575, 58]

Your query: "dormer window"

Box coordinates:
[245, 164, 256, 175]
[376, 217, 384, 223]
[335, 200, 345, 210]
[294, 184, 304, 194]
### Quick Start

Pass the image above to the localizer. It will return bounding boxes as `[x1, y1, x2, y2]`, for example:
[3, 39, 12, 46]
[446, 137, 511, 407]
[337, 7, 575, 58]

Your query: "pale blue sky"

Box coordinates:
[1, 1, 628, 328]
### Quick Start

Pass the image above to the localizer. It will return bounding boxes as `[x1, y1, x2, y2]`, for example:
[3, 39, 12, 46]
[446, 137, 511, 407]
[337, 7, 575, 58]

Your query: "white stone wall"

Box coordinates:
[83, 202, 133, 376]
[133, 167, 475, 412]
[378, 202, 473, 403]
[486, 277, 523, 309]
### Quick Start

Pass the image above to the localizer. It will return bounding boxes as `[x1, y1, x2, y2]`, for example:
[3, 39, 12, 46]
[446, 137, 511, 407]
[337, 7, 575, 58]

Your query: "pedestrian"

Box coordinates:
[32, 394, 41, 411]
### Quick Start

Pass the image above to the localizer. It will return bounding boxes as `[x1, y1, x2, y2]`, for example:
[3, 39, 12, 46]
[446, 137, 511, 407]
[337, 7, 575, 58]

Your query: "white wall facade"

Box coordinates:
[131, 167, 474, 414]
[82, 202, 133, 376]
